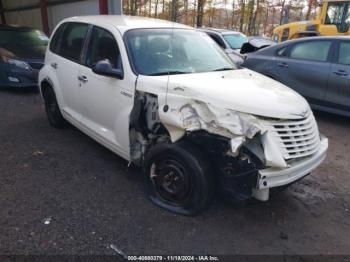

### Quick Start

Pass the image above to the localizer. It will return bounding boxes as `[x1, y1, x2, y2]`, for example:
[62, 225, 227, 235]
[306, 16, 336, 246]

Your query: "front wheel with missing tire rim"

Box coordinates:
[143, 141, 212, 216]
[43, 87, 68, 129]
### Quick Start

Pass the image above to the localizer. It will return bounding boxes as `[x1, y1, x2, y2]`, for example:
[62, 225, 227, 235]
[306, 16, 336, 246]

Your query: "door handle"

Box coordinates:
[51, 62, 58, 69]
[277, 62, 289, 68]
[333, 70, 348, 77]
[78, 75, 88, 83]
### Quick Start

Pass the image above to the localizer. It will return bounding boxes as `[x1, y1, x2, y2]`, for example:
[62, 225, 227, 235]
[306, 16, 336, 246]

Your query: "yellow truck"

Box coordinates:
[273, 0, 350, 42]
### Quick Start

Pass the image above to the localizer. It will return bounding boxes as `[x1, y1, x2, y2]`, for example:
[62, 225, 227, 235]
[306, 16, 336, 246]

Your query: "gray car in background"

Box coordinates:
[243, 36, 350, 117]
[198, 28, 247, 65]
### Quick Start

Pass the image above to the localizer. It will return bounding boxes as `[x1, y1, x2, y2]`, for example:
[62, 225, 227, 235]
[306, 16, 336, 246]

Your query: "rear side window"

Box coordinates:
[49, 23, 66, 54]
[290, 41, 331, 62]
[59, 23, 89, 62]
[85, 26, 122, 69]
[208, 33, 226, 49]
[338, 42, 350, 65]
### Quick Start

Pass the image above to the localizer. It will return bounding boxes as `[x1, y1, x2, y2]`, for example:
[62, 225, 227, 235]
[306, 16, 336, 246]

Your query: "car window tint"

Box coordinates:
[223, 34, 248, 49]
[338, 42, 350, 65]
[208, 33, 225, 49]
[277, 47, 288, 56]
[50, 23, 66, 54]
[290, 41, 331, 62]
[85, 26, 121, 69]
[0, 29, 48, 48]
[59, 23, 88, 62]
[125, 29, 235, 75]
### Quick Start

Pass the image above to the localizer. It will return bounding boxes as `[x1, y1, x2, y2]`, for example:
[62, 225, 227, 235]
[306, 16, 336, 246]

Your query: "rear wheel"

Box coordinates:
[143, 141, 212, 216]
[42, 87, 68, 129]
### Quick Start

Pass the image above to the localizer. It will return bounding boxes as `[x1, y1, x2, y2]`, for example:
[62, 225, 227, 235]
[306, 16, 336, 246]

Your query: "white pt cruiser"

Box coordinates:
[39, 16, 328, 215]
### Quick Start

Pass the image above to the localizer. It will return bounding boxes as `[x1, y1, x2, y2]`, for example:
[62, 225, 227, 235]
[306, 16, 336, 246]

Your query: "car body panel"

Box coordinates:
[325, 62, 350, 110]
[64, 15, 191, 35]
[77, 23, 136, 158]
[243, 36, 350, 116]
[253, 135, 328, 201]
[136, 70, 321, 170]
[137, 69, 310, 120]
[50, 52, 82, 121]
[39, 16, 327, 203]
[273, 56, 331, 101]
[240, 37, 275, 54]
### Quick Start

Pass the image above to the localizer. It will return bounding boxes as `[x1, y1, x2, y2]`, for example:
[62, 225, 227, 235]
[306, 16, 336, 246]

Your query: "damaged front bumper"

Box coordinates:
[253, 135, 328, 201]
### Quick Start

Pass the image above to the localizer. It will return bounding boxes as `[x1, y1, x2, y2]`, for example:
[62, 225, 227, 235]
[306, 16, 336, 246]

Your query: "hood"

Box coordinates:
[240, 38, 275, 54]
[137, 68, 310, 120]
[0, 44, 46, 60]
[225, 49, 245, 65]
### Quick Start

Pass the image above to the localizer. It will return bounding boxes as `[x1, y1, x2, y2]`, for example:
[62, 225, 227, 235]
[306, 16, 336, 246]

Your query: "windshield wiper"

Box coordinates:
[148, 71, 189, 76]
[212, 67, 235, 72]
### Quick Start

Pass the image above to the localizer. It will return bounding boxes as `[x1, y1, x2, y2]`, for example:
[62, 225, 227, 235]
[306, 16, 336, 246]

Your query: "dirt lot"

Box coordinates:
[0, 89, 349, 258]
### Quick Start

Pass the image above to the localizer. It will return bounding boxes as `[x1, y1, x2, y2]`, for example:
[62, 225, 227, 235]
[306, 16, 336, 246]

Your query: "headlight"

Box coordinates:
[3, 57, 30, 70]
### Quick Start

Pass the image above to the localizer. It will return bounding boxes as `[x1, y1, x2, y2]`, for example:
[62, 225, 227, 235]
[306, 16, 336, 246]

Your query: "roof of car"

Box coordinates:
[62, 15, 191, 34]
[0, 24, 35, 31]
[198, 28, 244, 35]
[289, 35, 350, 41]
[274, 35, 350, 47]
[251, 35, 350, 56]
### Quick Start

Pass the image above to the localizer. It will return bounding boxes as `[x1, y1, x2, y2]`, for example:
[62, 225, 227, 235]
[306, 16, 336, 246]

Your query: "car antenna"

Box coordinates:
[163, 20, 175, 113]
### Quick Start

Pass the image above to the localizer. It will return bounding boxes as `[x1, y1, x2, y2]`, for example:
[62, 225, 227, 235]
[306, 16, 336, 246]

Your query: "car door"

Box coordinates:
[48, 22, 89, 120]
[273, 40, 333, 103]
[78, 25, 135, 157]
[325, 40, 350, 111]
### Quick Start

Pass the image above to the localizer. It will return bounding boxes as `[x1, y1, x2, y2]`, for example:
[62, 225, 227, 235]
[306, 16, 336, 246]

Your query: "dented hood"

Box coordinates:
[137, 68, 309, 119]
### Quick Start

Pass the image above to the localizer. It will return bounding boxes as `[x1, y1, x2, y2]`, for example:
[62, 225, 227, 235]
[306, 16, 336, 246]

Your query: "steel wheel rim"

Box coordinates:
[150, 159, 192, 206]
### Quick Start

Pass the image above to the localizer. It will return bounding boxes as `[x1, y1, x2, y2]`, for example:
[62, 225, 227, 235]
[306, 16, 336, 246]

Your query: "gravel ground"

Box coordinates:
[0, 88, 349, 258]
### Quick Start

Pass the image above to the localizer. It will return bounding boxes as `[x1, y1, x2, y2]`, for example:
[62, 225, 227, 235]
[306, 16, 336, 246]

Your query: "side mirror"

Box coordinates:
[92, 60, 124, 79]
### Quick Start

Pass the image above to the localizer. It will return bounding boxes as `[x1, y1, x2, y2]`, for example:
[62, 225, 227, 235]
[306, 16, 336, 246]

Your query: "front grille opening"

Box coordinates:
[268, 113, 320, 160]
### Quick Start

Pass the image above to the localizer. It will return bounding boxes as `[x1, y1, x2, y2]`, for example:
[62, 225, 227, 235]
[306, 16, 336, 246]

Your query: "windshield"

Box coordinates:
[223, 33, 248, 49]
[125, 29, 236, 76]
[0, 29, 49, 48]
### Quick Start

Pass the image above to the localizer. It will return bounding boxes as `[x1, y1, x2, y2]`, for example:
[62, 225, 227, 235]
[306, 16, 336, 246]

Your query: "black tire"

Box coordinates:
[42, 87, 68, 129]
[143, 141, 213, 216]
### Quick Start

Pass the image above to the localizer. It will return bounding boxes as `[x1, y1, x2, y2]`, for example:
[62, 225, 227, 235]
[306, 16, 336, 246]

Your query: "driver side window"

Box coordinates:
[85, 26, 122, 70]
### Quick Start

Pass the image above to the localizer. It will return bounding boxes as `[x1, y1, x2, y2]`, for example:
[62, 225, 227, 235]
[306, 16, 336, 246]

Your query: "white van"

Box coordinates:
[39, 16, 328, 215]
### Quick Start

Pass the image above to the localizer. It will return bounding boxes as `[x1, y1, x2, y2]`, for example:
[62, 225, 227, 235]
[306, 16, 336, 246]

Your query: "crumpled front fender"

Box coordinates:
[157, 93, 287, 168]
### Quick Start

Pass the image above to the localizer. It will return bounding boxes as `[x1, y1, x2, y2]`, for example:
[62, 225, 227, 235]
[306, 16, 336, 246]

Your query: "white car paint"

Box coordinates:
[39, 15, 328, 204]
[137, 69, 310, 120]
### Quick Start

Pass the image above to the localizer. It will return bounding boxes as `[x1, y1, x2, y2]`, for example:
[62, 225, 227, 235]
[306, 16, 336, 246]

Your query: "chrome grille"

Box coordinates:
[263, 112, 320, 160]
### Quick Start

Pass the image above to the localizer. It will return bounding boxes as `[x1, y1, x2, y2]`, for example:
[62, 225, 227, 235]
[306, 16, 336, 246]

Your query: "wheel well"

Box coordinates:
[129, 91, 171, 166]
[40, 80, 53, 97]
[185, 131, 262, 203]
